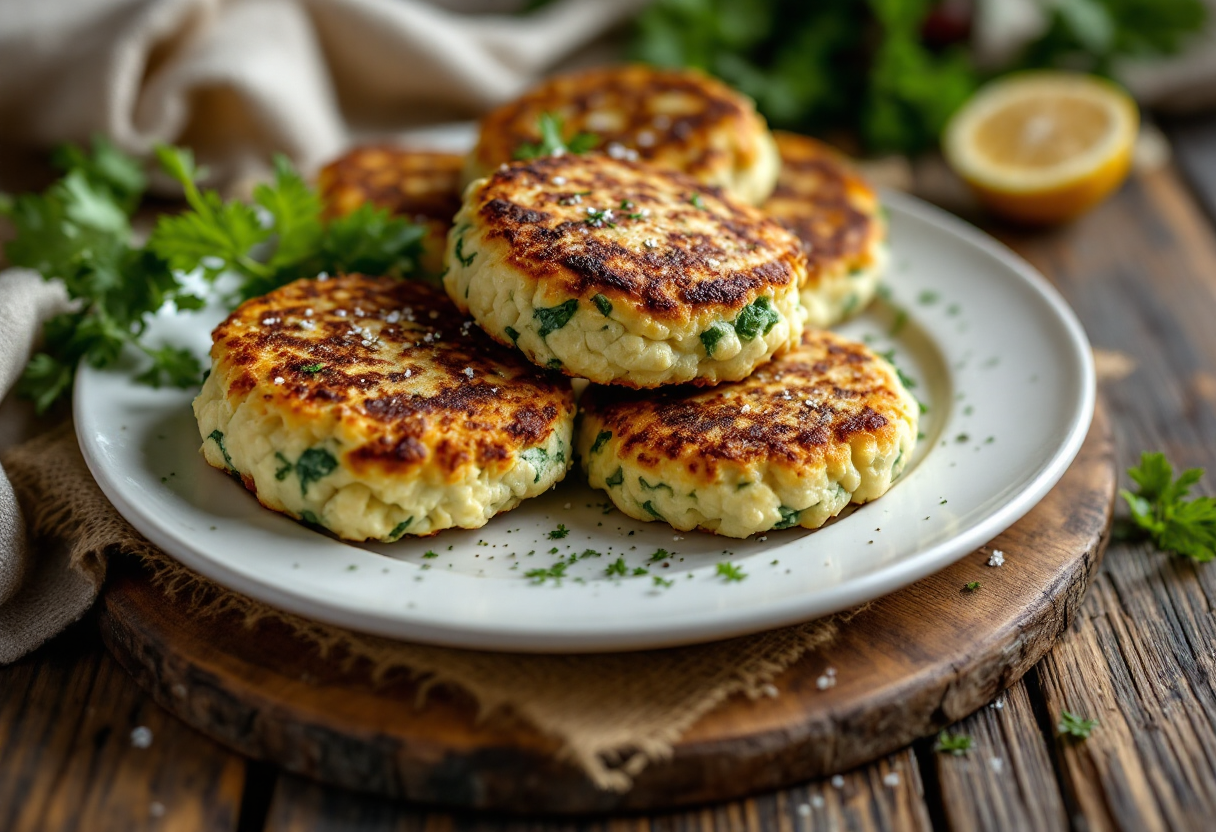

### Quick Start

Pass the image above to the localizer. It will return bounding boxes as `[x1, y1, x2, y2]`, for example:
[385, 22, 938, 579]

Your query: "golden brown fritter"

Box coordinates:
[576, 329, 919, 537]
[317, 147, 464, 275]
[194, 274, 576, 540]
[466, 65, 780, 204]
[444, 153, 807, 387]
[762, 132, 886, 321]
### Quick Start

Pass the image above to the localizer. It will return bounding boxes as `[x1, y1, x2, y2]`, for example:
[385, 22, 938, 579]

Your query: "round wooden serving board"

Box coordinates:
[99, 405, 1115, 813]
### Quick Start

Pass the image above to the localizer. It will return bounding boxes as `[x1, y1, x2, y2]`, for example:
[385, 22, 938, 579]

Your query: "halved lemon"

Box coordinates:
[943, 72, 1139, 224]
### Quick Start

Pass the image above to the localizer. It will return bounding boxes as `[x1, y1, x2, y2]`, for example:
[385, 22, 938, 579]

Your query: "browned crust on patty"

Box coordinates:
[211, 274, 574, 479]
[763, 132, 884, 281]
[578, 330, 905, 475]
[464, 153, 805, 322]
[318, 148, 464, 274]
[471, 65, 770, 185]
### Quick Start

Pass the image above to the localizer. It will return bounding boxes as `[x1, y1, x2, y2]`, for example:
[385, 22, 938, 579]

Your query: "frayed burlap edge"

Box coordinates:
[3, 423, 853, 792]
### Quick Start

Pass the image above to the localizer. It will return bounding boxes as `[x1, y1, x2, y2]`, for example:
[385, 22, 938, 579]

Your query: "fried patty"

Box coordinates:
[466, 65, 781, 205]
[762, 132, 888, 327]
[193, 274, 576, 540]
[576, 330, 919, 538]
[444, 153, 807, 388]
[317, 147, 465, 276]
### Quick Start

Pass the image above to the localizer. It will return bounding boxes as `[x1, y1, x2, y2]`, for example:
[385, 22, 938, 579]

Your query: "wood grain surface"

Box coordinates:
[4, 132, 1216, 831]
[93, 403, 1114, 813]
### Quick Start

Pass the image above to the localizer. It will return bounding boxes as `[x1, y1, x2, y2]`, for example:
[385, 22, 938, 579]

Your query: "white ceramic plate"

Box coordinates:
[75, 188, 1094, 652]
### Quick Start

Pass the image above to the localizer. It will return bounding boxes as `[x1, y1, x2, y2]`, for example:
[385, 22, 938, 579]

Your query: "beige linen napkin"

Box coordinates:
[0, 0, 650, 190]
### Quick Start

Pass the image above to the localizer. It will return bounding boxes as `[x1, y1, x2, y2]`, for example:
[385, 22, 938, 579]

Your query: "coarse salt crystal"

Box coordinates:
[130, 726, 153, 748]
[988, 549, 1005, 567]
[816, 674, 836, 690]
[708, 258, 720, 267]
[273, 376, 284, 385]
[989, 757, 1004, 773]
[831, 775, 845, 788]
[463, 367, 474, 378]
[883, 772, 900, 787]
[404, 369, 412, 377]
[606, 142, 628, 159]
[643, 238, 657, 249]
[551, 176, 567, 186]
[761, 683, 779, 698]
[796, 804, 811, 817]
[741, 404, 751, 413]
[811, 795, 825, 809]
[336, 309, 347, 317]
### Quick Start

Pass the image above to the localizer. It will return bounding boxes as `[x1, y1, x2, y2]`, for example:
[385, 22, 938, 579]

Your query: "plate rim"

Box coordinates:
[76, 189, 1095, 652]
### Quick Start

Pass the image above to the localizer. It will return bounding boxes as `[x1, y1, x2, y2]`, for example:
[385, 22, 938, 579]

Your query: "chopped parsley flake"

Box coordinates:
[422, 550, 438, 559]
[700, 323, 728, 356]
[525, 561, 569, 585]
[505, 326, 520, 343]
[534, 299, 578, 337]
[632, 566, 649, 576]
[296, 447, 337, 496]
[688, 193, 706, 209]
[716, 562, 747, 582]
[300, 363, 325, 374]
[773, 506, 801, 530]
[648, 548, 671, 562]
[387, 518, 413, 540]
[584, 207, 616, 228]
[935, 731, 973, 756]
[733, 297, 780, 341]
[590, 431, 612, 454]
[207, 430, 237, 474]
[964, 581, 981, 592]
[917, 290, 940, 305]
[549, 524, 570, 539]
[513, 112, 598, 160]
[605, 557, 628, 577]
[653, 576, 674, 589]
[1059, 711, 1098, 739]
[592, 293, 613, 317]
[454, 234, 476, 267]
[606, 467, 624, 487]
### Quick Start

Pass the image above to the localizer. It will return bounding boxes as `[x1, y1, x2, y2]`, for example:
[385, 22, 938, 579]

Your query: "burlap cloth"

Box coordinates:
[1, 419, 847, 791]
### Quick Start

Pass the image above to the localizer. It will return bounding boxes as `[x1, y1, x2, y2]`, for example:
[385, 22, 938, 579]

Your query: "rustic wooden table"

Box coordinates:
[4, 116, 1216, 831]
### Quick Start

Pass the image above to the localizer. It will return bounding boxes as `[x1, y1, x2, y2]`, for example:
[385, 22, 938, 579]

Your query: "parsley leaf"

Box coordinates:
[1121, 452, 1216, 563]
[716, 562, 747, 582]
[549, 524, 570, 539]
[525, 561, 568, 585]
[934, 731, 973, 756]
[1059, 711, 1098, 739]
[605, 557, 629, 577]
[6, 138, 427, 412]
[513, 112, 599, 160]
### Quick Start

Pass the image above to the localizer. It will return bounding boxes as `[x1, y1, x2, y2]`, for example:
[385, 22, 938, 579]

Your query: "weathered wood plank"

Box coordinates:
[929, 680, 1067, 832]
[1165, 113, 1216, 228]
[263, 751, 931, 832]
[0, 623, 244, 832]
[993, 166, 1216, 832]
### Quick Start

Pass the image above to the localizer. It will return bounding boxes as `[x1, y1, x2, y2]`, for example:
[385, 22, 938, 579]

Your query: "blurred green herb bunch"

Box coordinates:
[628, 0, 1207, 154]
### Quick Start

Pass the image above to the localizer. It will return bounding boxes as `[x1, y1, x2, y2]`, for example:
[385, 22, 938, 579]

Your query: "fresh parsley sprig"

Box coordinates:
[513, 112, 599, 160]
[2, 136, 205, 412]
[3, 137, 426, 412]
[1058, 711, 1098, 739]
[150, 147, 425, 301]
[1121, 452, 1216, 563]
[934, 731, 973, 756]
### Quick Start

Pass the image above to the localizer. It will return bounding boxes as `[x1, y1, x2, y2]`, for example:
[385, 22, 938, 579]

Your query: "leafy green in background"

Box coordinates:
[1, 138, 425, 412]
[629, 0, 1206, 155]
